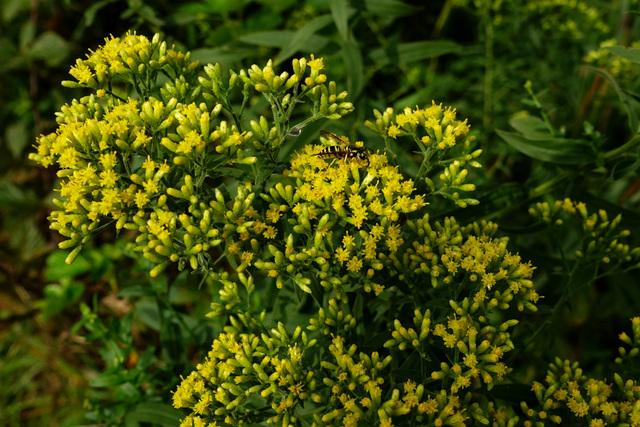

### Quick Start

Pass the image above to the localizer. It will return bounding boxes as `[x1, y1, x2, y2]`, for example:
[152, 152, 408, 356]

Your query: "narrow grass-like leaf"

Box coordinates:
[342, 37, 364, 98]
[329, 0, 349, 41]
[239, 31, 294, 47]
[369, 40, 461, 66]
[277, 15, 334, 64]
[360, 0, 422, 17]
[496, 129, 595, 165]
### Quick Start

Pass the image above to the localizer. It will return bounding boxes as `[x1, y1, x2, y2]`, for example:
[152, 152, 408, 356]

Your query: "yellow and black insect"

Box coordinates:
[315, 130, 373, 167]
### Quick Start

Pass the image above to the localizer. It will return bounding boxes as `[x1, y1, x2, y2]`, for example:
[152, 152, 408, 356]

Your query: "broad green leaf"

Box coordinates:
[369, 40, 461, 66]
[604, 45, 640, 63]
[90, 372, 132, 387]
[218, 166, 250, 181]
[277, 15, 334, 64]
[26, 31, 69, 66]
[329, 0, 349, 41]
[508, 115, 553, 140]
[361, 0, 422, 17]
[45, 250, 92, 280]
[0, 181, 38, 209]
[0, 37, 19, 72]
[1, 0, 26, 22]
[125, 403, 183, 426]
[496, 129, 595, 165]
[119, 286, 157, 298]
[135, 300, 161, 331]
[584, 65, 639, 134]
[37, 280, 85, 319]
[5, 120, 28, 158]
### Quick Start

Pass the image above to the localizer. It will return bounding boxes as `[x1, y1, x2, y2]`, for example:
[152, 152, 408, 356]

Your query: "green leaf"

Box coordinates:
[360, 0, 422, 17]
[190, 48, 252, 64]
[369, 40, 461, 66]
[342, 37, 365, 98]
[604, 45, 640, 64]
[610, 158, 640, 180]
[119, 286, 157, 298]
[496, 129, 595, 165]
[239, 31, 294, 47]
[583, 65, 639, 134]
[508, 115, 553, 139]
[5, 121, 28, 158]
[83, 0, 117, 26]
[45, 250, 92, 281]
[239, 31, 329, 53]
[125, 402, 183, 426]
[329, 0, 349, 41]
[217, 167, 249, 181]
[135, 300, 161, 331]
[26, 32, 69, 66]
[0, 181, 38, 209]
[90, 372, 132, 388]
[37, 280, 85, 319]
[277, 15, 334, 64]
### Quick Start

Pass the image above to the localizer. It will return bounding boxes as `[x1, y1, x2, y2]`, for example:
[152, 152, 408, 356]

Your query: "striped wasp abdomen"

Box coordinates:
[315, 130, 373, 167]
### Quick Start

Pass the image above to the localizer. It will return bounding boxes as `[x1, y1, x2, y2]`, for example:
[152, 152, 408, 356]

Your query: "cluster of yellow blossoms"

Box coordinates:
[525, 0, 610, 40]
[29, 33, 353, 276]
[529, 198, 640, 269]
[175, 147, 542, 425]
[522, 318, 640, 426]
[35, 32, 640, 427]
[365, 103, 481, 208]
[584, 39, 640, 85]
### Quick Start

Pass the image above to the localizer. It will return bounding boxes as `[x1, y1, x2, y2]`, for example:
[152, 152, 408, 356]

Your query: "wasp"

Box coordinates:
[315, 130, 373, 167]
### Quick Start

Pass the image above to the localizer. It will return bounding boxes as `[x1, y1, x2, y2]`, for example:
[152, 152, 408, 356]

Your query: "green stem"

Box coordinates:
[528, 170, 573, 199]
[603, 134, 640, 160]
[482, 0, 494, 133]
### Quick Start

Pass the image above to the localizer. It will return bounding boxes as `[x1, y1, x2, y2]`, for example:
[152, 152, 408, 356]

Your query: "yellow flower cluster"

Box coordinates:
[584, 39, 640, 83]
[30, 32, 356, 275]
[172, 322, 474, 427]
[525, 0, 609, 40]
[66, 32, 199, 90]
[367, 103, 470, 150]
[529, 198, 640, 270]
[365, 103, 481, 208]
[523, 320, 640, 427]
[251, 141, 428, 298]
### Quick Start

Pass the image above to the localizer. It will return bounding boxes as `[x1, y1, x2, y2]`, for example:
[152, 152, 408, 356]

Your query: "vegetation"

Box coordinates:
[3, 1, 640, 426]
